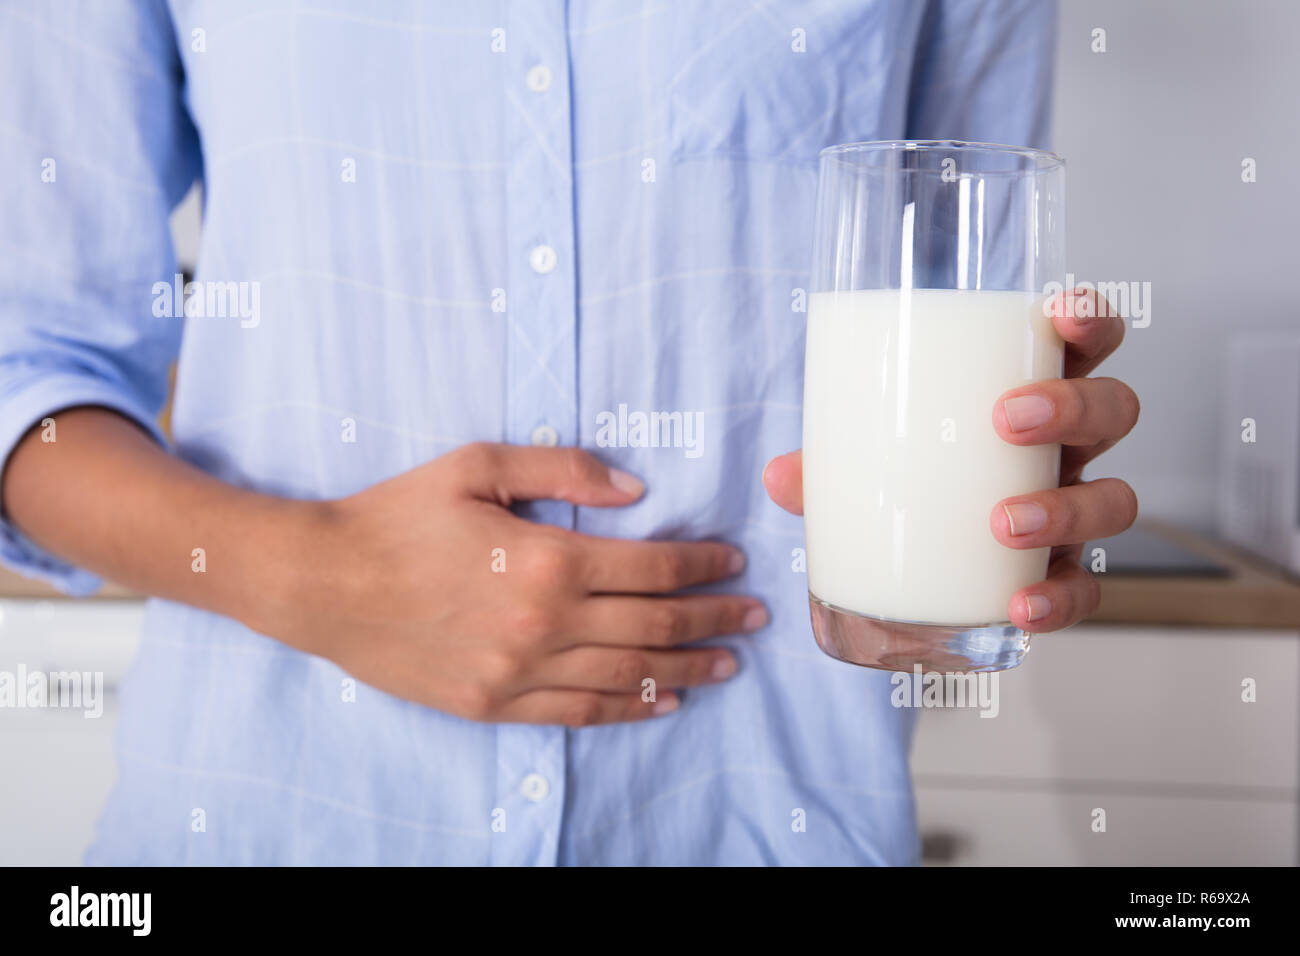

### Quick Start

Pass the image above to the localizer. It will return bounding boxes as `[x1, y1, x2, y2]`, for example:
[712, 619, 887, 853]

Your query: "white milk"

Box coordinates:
[802, 289, 1063, 626]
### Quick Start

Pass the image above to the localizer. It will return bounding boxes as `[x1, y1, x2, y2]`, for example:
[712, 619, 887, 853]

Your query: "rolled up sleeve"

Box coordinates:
[0, 0, 200, 593]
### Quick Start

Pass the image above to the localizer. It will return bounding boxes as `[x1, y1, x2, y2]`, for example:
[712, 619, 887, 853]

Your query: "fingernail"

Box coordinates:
[728, 549, 746, 574]
[1003, 502, 1048, 536]
[653, 696, 679, 716]
[711, 655, 737, 681]
[1024, 594, 1052, 622]
[742, 605, 768, 632]
[1003, 394, 1054, 432]
[608, 468, 644, 497]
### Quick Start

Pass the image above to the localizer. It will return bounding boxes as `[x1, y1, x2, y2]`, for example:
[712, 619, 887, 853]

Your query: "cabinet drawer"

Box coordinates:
[0, 706, 122, 865]
[911, 626, 1299, 790]
[0, 599, 145, 688]
[916, 783, 1296, 866]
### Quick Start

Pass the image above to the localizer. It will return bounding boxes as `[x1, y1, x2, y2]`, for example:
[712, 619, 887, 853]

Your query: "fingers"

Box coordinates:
[762, 450, 803, 515]
[449, 442, 645, 508]
[1008, 555, 1101, 633]
[992, 477, 1138, 550]
[495, 688, 679, 728]
[1060, 441, 1120, 486]
[577, 536, 745, 593]
[531, 645, 738, 694]
[1051, 288, 1126, 378]
[995, 376, 1140, 447]
[1050, 540, 1086, 564]
[571, 594, 767, 647]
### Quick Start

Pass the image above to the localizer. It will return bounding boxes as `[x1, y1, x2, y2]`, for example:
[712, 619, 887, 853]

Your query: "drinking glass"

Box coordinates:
[802, 140, 1066, 673]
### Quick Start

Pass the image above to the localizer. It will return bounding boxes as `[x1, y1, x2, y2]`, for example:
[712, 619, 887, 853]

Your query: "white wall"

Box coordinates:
[1052, 0, 1300, 528]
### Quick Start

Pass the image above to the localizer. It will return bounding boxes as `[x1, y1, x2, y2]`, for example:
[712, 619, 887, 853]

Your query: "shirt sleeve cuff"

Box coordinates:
[0, 375, 167, 596]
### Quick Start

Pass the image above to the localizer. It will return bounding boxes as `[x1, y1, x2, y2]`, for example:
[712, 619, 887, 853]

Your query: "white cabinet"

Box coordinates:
[913, 625, 1300, 865]
[0, 600, 144, 866]
[3, 606, 1295, 865]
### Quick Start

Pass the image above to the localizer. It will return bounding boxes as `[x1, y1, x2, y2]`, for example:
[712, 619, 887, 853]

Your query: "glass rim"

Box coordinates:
[819, 139, 1064, 170]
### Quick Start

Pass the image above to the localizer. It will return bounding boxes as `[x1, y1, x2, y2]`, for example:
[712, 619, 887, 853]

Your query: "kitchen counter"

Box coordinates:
[2, 519, 1298, 627]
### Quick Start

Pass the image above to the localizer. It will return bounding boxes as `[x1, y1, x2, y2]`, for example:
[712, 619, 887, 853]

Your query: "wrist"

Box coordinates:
[230, 495, 337, 649]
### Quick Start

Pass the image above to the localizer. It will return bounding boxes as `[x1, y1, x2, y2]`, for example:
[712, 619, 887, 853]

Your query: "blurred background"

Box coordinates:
[2, 0, 1297, 865]
[920, 0, 1300, 865]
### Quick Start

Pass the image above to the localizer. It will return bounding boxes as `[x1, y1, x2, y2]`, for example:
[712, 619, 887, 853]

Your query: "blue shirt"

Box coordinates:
[0, 0, 1054, 865]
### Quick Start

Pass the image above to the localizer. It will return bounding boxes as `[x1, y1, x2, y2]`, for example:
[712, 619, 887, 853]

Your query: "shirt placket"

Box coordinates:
[493, 0, 575, 867]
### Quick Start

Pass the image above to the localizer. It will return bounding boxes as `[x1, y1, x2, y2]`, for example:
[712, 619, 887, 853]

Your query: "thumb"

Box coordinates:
[453, 443, 645, 507]
[763, 449, 803, 515]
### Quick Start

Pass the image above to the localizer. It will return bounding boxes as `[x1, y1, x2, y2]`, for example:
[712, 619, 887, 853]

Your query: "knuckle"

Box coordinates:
[458, 441, 497, 473]
[482, 649, 523, 689]
[612, 652, 649, 689]
[1118, 381, 1141, 430]
[457, 683, 497, 722]
[1113, 479, 1140, 527]
[653, 550, 689, 588]
[1079, 287, 1113, 320]
[1056, 380, 1088, 430]
[1056, 492, 1084, 537]
[1070, 288, 1098, 320]
[693, 653, 719, 683]
[1067, 566, 1101, 621]
[714, 601, 742, 635]
[562, 695, 603, 728]
[1086, 571, 1102, 611]
[560, 447, 595, 495]
[1094, 290, 1115, 318]
[506, 600, 558, 643]
[1110, 312, 1127, 351]
[645, 603, 685, 644]
[522, 543, 574, 589]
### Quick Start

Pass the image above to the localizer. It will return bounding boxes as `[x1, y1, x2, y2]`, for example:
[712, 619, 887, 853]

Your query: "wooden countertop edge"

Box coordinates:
[0, 568, 139, 600]
[1090, 518, 1300, 628]
[2, 518, 1298, 629]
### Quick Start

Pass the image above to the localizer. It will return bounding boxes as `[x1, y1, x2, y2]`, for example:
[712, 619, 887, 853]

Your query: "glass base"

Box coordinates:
[809, 594, 1030, 674]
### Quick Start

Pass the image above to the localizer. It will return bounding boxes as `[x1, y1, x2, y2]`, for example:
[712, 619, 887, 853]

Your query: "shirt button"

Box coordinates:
[520, 773, 550, 802]
[526, 64, 552, 93]
[529, 244, 557, 275]
[530, 424, 558, 447]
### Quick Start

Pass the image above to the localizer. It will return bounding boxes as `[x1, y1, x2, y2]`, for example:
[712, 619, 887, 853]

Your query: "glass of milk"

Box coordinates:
[803, 141, 1065, 673]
